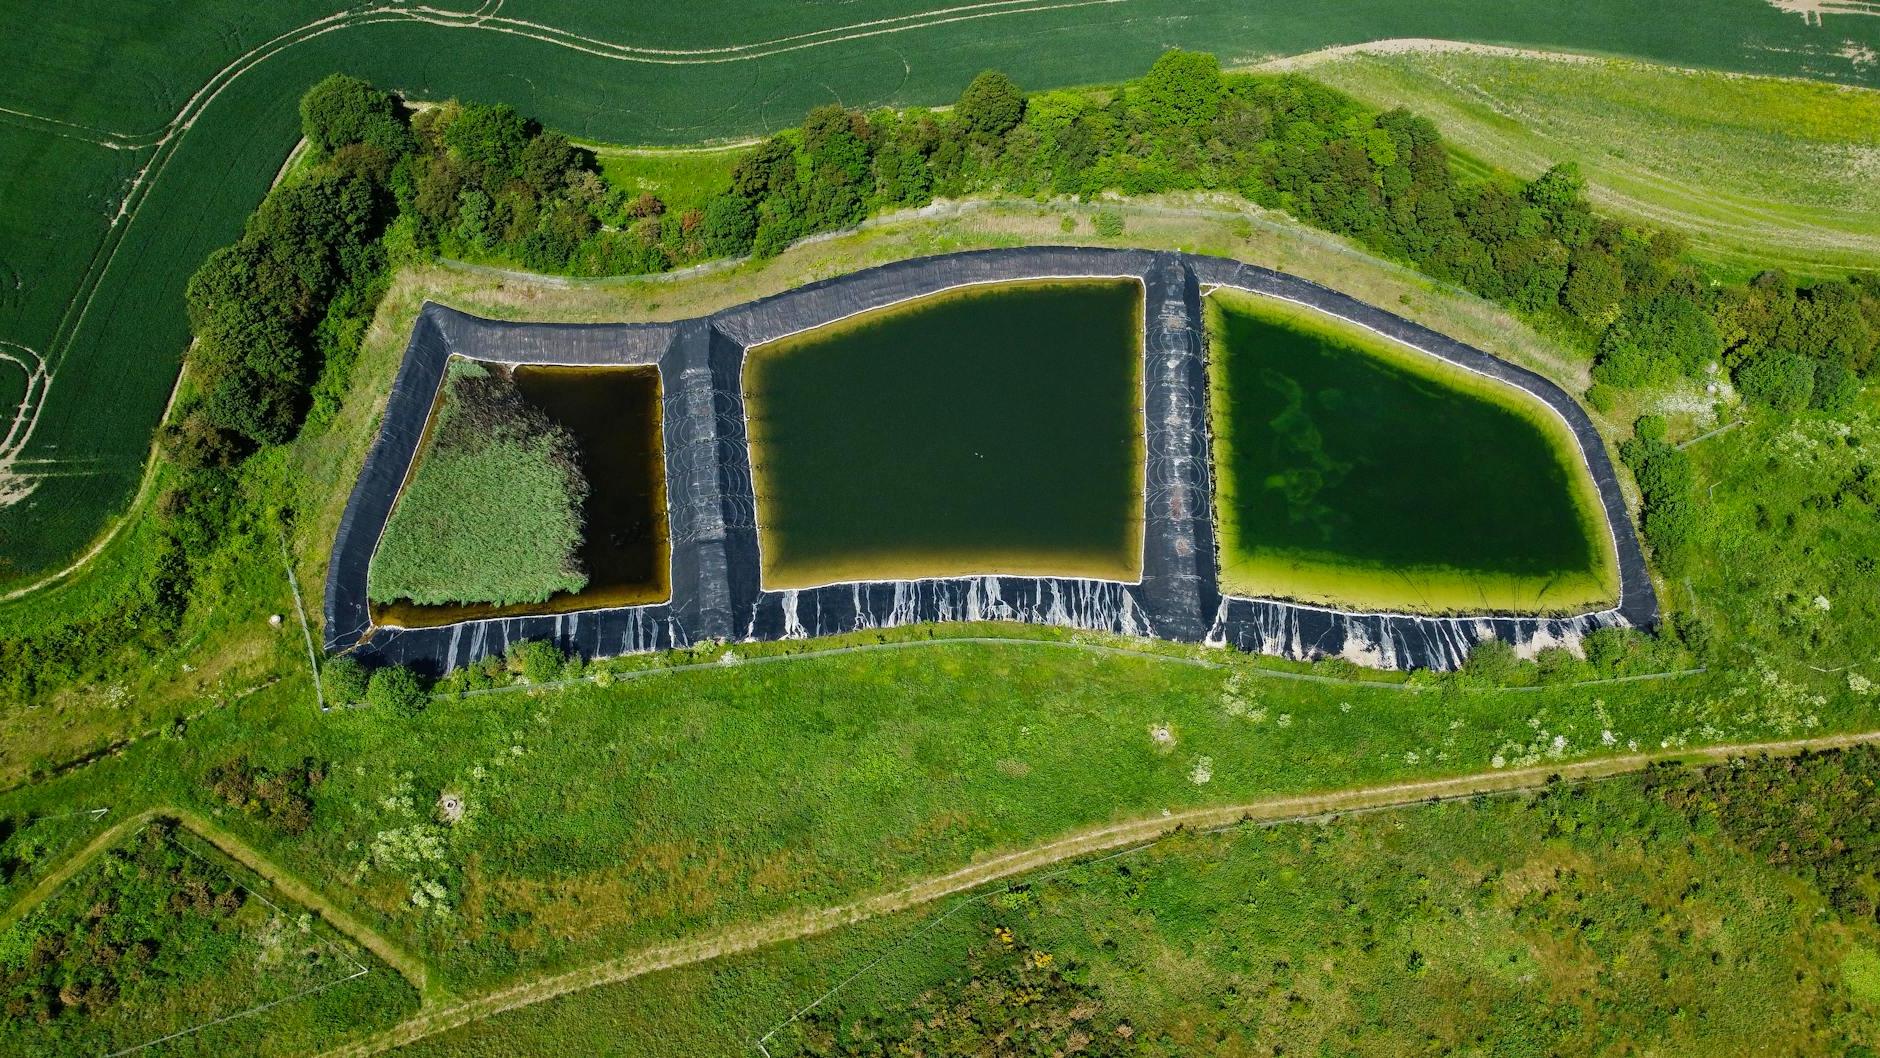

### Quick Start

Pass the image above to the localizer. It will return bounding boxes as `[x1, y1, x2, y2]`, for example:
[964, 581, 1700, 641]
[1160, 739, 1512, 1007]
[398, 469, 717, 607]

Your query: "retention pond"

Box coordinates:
[1206, 290, 1618, 614]
[742, 278, 1146, 589]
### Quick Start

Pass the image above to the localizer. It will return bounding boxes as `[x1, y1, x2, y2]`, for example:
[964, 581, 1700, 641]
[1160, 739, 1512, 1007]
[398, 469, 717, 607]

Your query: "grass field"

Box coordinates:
[1288, 46, 1880, 278]
[0, 624, 1862, 1008]
[386, 748, 1880, 1056]
[2, 0, 1878, 587]
[591, 145, 748, 217]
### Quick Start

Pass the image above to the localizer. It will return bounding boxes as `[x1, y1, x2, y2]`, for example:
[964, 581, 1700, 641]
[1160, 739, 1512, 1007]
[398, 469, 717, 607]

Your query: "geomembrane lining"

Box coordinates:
[324, 248, 1656, 675]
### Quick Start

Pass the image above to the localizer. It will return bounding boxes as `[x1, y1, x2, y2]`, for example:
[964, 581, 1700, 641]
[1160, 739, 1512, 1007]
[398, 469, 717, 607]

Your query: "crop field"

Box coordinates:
[2, 0, 1878, 588]
[1290, 46, 1880, 278]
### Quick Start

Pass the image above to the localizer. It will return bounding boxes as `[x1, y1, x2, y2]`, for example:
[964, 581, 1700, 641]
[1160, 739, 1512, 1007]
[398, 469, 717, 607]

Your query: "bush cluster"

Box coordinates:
[1619, 415, 1699, 571]
[1645, 745, 1880, 924]
[204, 755, 325, 834]
[0, 826, 241, 1025]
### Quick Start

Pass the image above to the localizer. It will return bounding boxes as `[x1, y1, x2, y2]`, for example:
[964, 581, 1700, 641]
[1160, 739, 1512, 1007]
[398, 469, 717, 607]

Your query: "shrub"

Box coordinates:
[508, 639, 569, 683]
[1092, 209, 1124, 237]
[1461, 637, 1521, 684]
[299, 73, 413, 155]
[323, 656, 369, 705]
[1533, 646, 1590, 684]
[1619, 416, 1699, 568]
[1811, 362, 1862, 414]
[1593, 293, 1720, 387]
[366, 665, 428, 714]
[206, 756, 324, 834]
[955, 71, 1025, 141]
[1136, 49, 1224, 129]
[1736, 352, 1816, 411]
[1670, 611, 1715, 662]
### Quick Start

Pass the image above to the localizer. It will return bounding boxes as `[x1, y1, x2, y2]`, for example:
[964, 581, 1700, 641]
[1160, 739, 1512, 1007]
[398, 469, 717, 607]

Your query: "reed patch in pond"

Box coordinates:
[370, 361, 668, 627]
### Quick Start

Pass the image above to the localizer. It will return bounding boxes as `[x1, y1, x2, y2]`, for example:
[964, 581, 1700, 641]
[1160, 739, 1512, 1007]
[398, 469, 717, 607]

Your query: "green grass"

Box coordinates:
[0, 621, 1861, 1005]
[4, 0, 1878, 585]
[1676, 404, 1880, 674]
[1205, 290, 1614, 613]
[592, 145, 746, 216]
[0, 821, 417, 1057]
[1296, 50, 1880, 279]
[369, 361, 590, 608]
[389, 749, 1880, 1057]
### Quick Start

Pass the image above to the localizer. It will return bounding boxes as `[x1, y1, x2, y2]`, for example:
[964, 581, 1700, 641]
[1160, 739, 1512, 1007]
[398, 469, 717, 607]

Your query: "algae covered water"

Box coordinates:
[375, 363, 668, 627]
[744, 279, 1145, 589]
[1206, 292, 1614, 614]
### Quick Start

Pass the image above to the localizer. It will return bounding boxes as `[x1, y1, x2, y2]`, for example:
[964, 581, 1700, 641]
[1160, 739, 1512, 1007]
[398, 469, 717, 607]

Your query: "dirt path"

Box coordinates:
[317, 727, 1880, 1057]
[0, 807, 435, 1002]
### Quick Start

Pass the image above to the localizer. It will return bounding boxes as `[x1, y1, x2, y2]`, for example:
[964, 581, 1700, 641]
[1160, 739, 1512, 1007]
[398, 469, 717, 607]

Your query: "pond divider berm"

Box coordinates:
[325, 248, 1656, 675]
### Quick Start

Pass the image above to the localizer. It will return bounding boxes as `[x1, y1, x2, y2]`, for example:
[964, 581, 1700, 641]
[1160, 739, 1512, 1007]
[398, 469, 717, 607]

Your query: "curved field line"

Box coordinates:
[315, 727, 1880, 1058]
[0, 341, 50, 506]
[0, 807, 436, 1001]
[400, 0, 1128, 66]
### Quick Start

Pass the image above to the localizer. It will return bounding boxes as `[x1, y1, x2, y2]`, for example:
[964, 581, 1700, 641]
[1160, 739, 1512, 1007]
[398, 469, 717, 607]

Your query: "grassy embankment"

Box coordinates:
[1285, 46, 1880, 280]
[368, 361, 590, 609]
[1205, 289, 1618, 614]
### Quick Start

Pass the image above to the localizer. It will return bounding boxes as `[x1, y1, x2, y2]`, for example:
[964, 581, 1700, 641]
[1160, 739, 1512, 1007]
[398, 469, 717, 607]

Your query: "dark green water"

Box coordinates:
[1208, 294, 1604, 598]
[377, 363, 668, 628]
[744, 280, 1145, 588]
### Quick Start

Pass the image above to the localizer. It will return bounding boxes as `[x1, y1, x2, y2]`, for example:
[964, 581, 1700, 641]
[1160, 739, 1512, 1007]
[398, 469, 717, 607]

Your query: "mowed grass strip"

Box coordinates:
[1298, 50, 1880, 277]
[368, 361, 589, 608]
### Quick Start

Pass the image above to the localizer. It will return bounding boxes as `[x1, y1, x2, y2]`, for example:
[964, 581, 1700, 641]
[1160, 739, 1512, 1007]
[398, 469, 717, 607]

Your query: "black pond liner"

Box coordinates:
[325, 248, 1656, 677]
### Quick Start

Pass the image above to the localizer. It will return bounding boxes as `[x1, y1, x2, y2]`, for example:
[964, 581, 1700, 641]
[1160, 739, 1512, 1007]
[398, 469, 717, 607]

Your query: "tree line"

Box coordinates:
[193, 56, 1872, 461]
[374, 52, 1878, 418]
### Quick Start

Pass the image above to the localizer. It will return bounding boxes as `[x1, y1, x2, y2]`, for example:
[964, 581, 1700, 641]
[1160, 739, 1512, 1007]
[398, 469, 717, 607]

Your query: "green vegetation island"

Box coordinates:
[2, 9, 1879, 1054]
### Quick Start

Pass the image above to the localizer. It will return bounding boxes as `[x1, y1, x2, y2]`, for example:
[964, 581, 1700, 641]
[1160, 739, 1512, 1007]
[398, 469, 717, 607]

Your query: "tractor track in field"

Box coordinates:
[314, 727, 1880, 1057]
